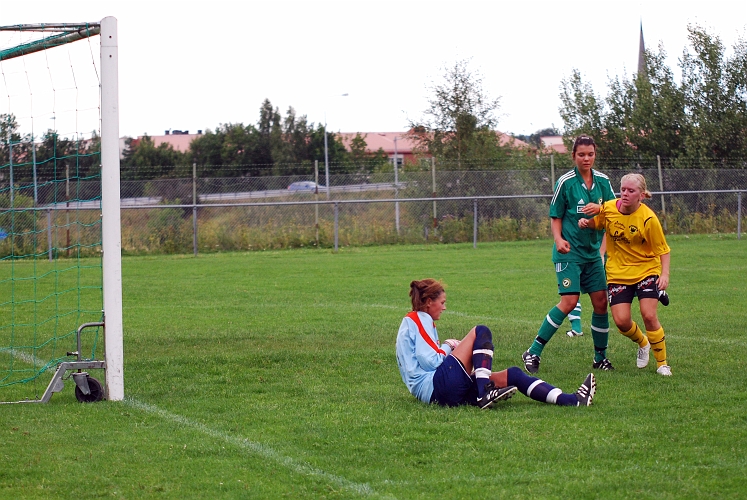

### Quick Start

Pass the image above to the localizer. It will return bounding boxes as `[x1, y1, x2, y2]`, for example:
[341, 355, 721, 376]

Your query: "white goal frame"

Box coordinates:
[0, 17, 124, 401]
[100, 16, 124, 401]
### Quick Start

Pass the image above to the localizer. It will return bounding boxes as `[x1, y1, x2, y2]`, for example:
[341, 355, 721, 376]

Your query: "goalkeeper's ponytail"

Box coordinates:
[410, 279, 445, 312]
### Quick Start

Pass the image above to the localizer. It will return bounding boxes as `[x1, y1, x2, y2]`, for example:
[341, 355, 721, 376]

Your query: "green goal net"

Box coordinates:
[0, 20, 123, 403]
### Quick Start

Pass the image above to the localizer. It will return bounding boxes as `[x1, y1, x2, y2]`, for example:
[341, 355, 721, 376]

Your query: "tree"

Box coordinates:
[121, 135, 186, 179]
[121, 99, 357, 178]
[559, 69, 607, 152]
[680, 25, 747, 160]
[408, 59, 506, 167]
[184, 99, 352, 176]
[559, 24, 747, 162]
[348, 133, 368, 164]
[514, 127, 561, 149]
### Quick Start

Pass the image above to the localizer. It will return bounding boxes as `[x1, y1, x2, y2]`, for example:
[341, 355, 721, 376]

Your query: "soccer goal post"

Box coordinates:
[0, 17, 123, 402]
[99, 17, 124, 402]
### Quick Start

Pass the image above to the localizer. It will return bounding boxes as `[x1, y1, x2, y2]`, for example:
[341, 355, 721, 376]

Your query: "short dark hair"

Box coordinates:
[572, 134, 596, 155]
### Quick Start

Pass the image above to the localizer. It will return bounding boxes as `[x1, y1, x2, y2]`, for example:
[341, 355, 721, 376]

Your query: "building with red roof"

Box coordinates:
[338, 131, 530, 165]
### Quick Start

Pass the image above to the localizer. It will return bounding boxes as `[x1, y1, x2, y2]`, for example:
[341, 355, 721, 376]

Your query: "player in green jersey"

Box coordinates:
[522, 135, 616, 374]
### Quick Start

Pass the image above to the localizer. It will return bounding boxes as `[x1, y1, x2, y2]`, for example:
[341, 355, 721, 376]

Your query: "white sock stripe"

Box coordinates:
[546, 315, 561, 328]
[546, 388, 562, 404]
[472, 349, 493, 357]
[567, 313, 581, 320]
[526, 379, 544, 397]
[474, 367, 491, 378]
[591, 325, 610, 333]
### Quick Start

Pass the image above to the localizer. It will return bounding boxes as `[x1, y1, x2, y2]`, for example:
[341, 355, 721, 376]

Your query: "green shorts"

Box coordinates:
[554, 259, 607, 295]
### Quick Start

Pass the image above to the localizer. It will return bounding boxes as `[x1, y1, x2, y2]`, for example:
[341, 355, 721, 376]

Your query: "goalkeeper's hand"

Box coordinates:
[443, 339, 460, 351]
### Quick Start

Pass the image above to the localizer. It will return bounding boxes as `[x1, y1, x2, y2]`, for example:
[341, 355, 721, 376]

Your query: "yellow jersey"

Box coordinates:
[594, 199, 670, 285]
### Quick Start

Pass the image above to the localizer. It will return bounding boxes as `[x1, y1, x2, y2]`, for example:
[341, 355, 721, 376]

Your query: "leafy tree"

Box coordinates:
[514, 127, 561, 149]
[121, 135, 186, 179]
[0, 114, 23, 171]
[339, 133, 390, 173]
[257, 99, 282, 166]
[559, 24, 747, 162]
[348, 133, 368, 164]
[122, 99, 357, 178]
[408, 59, 508, 168]
[680, 25, 747, 160]
[188, 127, 230, 173]
[559, 69, 606, 152]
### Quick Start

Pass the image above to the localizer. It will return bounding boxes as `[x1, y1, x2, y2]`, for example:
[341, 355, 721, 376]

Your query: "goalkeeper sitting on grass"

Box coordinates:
[395, 278, 596, 409]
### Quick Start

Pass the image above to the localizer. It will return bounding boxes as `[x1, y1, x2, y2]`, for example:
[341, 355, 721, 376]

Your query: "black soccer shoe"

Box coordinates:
[575, 373, 596, 406]
[592, 358, 615, 370]
[658, 290, 670, 306]
[522, 350, 541, 374]
[477, 382, 518, 410]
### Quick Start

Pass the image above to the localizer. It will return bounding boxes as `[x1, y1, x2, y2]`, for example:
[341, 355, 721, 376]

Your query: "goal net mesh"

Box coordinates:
[0, 24, 104, 401]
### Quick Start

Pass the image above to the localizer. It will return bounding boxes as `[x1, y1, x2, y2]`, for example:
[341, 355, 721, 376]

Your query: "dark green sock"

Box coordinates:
[529, 306, 567, 356]
[591, 311, 610, 362]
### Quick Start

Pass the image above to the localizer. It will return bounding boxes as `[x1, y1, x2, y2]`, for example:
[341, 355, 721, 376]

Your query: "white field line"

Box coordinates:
[124, 398, 395, 500]
[5, 349, 56, 371]
[4, 351, 393, 497]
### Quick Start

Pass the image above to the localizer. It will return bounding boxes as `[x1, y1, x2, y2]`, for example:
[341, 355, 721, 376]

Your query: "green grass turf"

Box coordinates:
[1, 234, 746, 499]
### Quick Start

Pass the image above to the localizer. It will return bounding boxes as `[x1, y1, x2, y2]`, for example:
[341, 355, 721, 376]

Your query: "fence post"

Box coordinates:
[657, 155, 667, 231]
[473, 199, 478, 249]
[550, 154, 555, 191]
[192, 162, 198, 256]
[47, 208, 53, 261]
[65, 164, 70, 256]
[334, 202, 339, 253]
[32, 138, 38, 206]
[394, 142, 400, 235]
[315, 160, 319, 246]
[8, 143, 13, 206]
[738, 191, 742, 240]
[431, 157, 437, 229]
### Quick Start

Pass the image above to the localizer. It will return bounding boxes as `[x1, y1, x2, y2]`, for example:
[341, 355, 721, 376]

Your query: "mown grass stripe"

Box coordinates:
[124, 397, 395, 500]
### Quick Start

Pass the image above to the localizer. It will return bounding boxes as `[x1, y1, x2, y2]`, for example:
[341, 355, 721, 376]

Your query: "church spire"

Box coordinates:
[638, 21, 647, 76]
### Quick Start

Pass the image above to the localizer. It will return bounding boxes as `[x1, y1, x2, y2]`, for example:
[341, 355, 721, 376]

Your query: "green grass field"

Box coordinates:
[2, 234, 746, 499]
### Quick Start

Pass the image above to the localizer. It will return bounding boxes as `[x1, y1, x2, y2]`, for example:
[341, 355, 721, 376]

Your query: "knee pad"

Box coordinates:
[474, 325, 494, 351]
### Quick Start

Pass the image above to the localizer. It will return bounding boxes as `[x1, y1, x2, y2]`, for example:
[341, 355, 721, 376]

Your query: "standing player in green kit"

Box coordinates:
[522, 135, 616, 374]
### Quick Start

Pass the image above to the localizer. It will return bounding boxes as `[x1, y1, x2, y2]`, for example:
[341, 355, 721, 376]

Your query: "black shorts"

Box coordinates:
[608, 275, 661, 306]
[430, 355, 478, 407]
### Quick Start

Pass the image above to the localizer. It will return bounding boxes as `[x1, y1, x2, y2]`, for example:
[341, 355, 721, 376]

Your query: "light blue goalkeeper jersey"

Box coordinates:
[395, 311, 454, 404]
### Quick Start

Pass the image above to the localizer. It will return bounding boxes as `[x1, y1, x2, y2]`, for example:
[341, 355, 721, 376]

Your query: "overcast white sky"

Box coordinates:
[1, 0, 746, 140]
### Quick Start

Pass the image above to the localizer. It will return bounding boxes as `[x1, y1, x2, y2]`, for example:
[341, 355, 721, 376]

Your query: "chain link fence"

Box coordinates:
[2, 160, 745, 257]
[117, 163, 745, 254]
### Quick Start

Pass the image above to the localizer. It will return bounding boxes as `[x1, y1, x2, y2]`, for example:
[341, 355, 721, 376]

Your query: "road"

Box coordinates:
[43, 182, 405, 208]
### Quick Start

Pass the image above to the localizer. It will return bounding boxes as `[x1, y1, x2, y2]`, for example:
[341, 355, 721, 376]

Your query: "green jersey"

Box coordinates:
[550, 167, 615, 263]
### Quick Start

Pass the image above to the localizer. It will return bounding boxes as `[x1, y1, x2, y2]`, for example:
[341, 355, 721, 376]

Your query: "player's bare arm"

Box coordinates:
[657, 253, 671, 291]
[551, 218, 570, 253]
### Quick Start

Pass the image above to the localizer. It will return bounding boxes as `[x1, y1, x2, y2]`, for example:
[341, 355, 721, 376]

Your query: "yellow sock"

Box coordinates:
[647, 327, 667, 367]
[620, 322, 648, 347]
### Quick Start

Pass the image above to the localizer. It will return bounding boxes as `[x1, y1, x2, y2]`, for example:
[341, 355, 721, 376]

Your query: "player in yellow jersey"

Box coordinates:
[579, 173, 672, 375]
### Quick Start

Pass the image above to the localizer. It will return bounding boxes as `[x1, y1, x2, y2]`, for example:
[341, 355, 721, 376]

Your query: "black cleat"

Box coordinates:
[477, 382, 518, 409]
[658, 290, 670, 306]
[522, 350, 541, 374]
[575, 373, 596, 406]
[592, 358, 615, 370]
